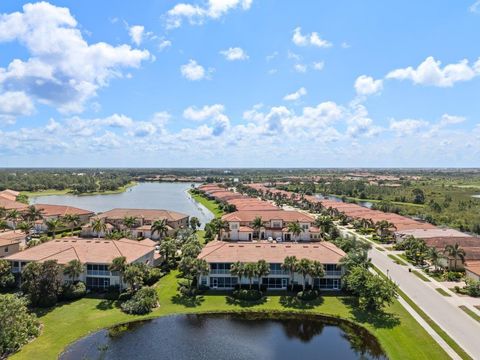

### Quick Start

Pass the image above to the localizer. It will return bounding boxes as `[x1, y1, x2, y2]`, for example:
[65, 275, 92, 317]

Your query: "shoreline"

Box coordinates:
[23, 181, 138, 198]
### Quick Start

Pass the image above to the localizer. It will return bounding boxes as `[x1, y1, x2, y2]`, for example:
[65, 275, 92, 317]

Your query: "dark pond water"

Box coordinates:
[60, 313, 387, 360]
[29, 182, 214, 227]
[317, 194, 374, 209]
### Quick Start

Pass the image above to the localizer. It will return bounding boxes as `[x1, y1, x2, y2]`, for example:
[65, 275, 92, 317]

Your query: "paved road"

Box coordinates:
[369, 247, 480, 359]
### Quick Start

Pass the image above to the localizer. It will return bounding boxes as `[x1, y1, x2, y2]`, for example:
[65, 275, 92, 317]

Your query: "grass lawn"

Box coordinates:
[412, 270, 431, 282]
[459, 306, 480, 323]
[435, 288, 452, 297]
[189, 191, 224, 218]
[21, 182, 137, 197]
[387, 254, 408, 266]
[11, 271, 451, 360]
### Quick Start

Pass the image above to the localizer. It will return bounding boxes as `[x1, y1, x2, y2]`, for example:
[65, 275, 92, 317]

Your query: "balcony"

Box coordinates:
[210, 269, 230, 275]
[87, 270, 112, 276]
[325, 270, 342, 276]
[270, 270, 288, 275]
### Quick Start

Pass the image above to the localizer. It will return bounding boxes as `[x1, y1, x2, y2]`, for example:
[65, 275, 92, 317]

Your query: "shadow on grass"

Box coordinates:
[171, 294, 205, 307]
[225, 295, 268, 308]
[279, 295, 324, 310]
[340, 297, 400, 329]
[96, 299, 121, 311]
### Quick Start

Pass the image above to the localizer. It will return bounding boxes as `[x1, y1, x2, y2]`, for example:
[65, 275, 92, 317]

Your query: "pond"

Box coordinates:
[316, 194, 374, 209]
[60, 313, 387, 360]
[29, 182, 214, 227]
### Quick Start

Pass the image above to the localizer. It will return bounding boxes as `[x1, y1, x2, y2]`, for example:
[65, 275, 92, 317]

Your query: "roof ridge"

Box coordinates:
[111, 239, 124, 258]
[319, 241, 345, 256]
[38, 245, 76, 261]
[198, 241, 228, 260]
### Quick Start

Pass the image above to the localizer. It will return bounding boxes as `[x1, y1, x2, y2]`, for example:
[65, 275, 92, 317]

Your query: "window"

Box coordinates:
[272, 221, 282, 228]
[313, 278, 341, 289]
[210, 263, 231, 274]
[262, 277, 288, 289]
[269, 263, 286, 275]
[210, 277, 237, 288]
[4, 247, 8, 253]
[231, 224, 238, 230]
[302, 224, 309, 230]
[86, 277, 111, 290]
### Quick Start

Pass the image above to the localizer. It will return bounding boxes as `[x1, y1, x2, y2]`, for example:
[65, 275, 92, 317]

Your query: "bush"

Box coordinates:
[296, 289, 319, 301]
[143, 268, 162, 286]
[105, 285, 120, 300]
[121, 287, 159, 315]
[118, 291, 134, 302]
[62, 282, 86, 300]
[232, 289, 263, 301]
[37, 294, 58, 308]
[443, 271, 463, 282]
[464, 279, 480, 297]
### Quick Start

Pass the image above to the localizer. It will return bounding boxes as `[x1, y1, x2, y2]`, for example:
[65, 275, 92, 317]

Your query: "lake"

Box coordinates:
[316, 194, 374, 209]
[29, 182, 214, 227]
[60, 313, 387, 360]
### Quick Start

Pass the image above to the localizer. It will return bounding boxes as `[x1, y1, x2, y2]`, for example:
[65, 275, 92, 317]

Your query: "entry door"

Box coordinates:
[333, 279, 339, 289]
[281, 278, 288, 289]
[212, 278, 218, 288]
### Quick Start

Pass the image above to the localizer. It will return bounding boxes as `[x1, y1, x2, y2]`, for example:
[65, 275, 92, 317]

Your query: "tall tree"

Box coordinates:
[297, 258, 312, 291]
[0, 259, 15, 290]
[63, 259, 83, 282]
[151, 219, 169, 240]
[25, 205, 43, 222]
[46, 218, 64, 239]
[309, 261, 325, 289]
[159, 237, 177, 269]
[252, 217, 263, 240]
[287, 221, 303, 242]
[255, 260, 270, 290]
[444, 243, 466, 271]
[244, 263, 257, 289]
[189, 217, 201, 231]
[17, 221, 33, 237]
[282, 256, 298, 291]
[427, 247, 443, 272]
[109, 256, 127, 291]
[63, 214, 81, 236]
[91, 218, 107, 238]
[229, 261, 245, 288]
[21, 260, 62, 307]
[6, 209, 20, 231]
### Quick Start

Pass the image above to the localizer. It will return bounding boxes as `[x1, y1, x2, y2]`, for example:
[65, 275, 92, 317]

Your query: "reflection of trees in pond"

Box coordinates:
[280, 319, 325, 343]
[341, 324, 387, 359]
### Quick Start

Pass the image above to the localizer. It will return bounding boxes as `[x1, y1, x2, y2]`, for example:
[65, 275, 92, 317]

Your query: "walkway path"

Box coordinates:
[338, 225, 480, 359]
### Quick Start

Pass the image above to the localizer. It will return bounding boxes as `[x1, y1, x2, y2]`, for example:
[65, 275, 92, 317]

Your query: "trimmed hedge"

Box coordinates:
[297, 289, 319, 301]
[232, 289, 263, 301]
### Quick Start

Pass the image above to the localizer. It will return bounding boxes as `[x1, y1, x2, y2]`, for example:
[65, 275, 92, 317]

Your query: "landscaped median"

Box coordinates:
[188, 190, 224, 218]
[12, 271, 451, 360]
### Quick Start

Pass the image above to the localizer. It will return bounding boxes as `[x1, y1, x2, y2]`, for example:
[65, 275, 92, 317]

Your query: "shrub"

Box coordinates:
[464, 279, 480, 297]
[121, 287, 159, 315]
[297, 289, 319, 301]
[443, 271, 463, 282]
[105, 285, 120, 300]
[143, 268, 162, 286]
[232, 289, 263, 301]
[62, 282, 86, 300]
[118, 291, 134, 302]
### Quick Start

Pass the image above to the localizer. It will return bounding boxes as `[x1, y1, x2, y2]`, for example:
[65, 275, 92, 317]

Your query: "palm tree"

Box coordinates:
[375, 220, 397, 242]
[91, 218, 107, 238]
[0, 206, 6, 219]
[252, 216, 263, 240]
[151, 219, 169, 241]
[123, 216, 138, 238]
[244, 263, 257, 289]
[159, 238, 177, 268]
[297, 258, 312, 291]
[6, 209, 20, 231]
[287, 221, 302, 242]
[213, 218, 230, 240]
[282, 256, 298, 291]
[192, 259, 209, 289]
[229, 261, 245, 288]
[255, 260, 270, 290]
[444, 243, 466, 271]
[314, 216, 333, 237]
[17, 221, 33, 237]
[46, 218, 64, 239]
[63, 214, 81, 236]
[428, 247, 443, 272]
[63, 259, 83, 282]
[109, 256, 127, 291]
[25, 205, 43, 222]
[310, 261, 325, 290]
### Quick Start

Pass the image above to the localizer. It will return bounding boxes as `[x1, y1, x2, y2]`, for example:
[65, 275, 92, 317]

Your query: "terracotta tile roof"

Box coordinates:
[0, 231, 24, 247]
[93, 208, 188, 222]
[0, 197, 28, 211]
[223, 210, 314, 223]
[34, 204, 94, 217]
[5, 237, 155, 264]
[465, 261, 480, 276]
[238, 226, 253, 232]
[198, 240, 345, 264]
[396, 228, 471, 239]
[0, 189, 19, 202]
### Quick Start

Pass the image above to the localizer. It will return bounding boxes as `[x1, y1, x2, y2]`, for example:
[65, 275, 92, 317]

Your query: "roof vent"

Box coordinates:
[86, 241, 91, 243]
[255, 245, 261, 248]
[286, 245, 291, 248]
[313, 246, 319, 248]
[303, 246, 308, 248]
[239, 245, 244, 247]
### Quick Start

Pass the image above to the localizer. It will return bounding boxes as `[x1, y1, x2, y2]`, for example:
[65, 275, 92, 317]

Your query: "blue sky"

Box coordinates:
[0, 0, 479, 167]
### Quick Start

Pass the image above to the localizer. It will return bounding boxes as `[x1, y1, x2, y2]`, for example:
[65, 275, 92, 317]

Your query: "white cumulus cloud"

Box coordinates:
[129, 25, 144, 45]
[389, 118, 429, 136]
[180, 59, 208, 81]
[292, 27, 332, 48]
[220, 47, 249, 61]
[354, 75, 383, 96]
[283, 87, 307, 101]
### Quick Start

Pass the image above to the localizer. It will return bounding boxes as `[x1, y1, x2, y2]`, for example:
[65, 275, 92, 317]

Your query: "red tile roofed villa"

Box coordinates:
[6, 237, 156, 290]
[0, 192, 27, 211]
[82, 208, 189, 240]
[0, 189, 20, 202]
[0, 231, 25, 258]
[221, 210, 321, 242]
[33, 204, 94, 232]
[465, 261, 480, 282]
[198, 240, 345, 290]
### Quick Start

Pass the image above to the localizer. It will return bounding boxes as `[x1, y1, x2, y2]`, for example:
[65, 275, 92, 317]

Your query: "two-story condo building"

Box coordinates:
[221, 210, 321, 242]
[0, 231, 25, 258]
[198, 240, 345, 290]
[6, 237, 156, 290]
[32, 204, 95, 233]
[81, 208, 189, 240]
